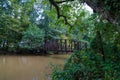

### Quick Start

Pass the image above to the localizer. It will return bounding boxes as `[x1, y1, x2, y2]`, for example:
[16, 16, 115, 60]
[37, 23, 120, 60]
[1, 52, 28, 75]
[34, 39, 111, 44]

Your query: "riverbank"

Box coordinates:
[0, 48, 70, 56]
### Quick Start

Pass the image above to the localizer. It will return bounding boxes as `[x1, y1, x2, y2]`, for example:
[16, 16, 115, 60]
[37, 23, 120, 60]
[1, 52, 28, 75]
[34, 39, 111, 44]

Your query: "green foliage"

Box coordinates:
[0, 15, 23, 51]
[0, 0, 36, 51]
[43, 8, 70, 39]
[21, 24, 45, 49]
[44, 1, 92, 41]
[104, 0, 120, 12]
[51, 50, 120, 80]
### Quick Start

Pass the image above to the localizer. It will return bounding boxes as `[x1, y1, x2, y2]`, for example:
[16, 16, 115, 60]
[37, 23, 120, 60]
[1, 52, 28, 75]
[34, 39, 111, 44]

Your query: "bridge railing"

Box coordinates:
[43, 39, 87, 52]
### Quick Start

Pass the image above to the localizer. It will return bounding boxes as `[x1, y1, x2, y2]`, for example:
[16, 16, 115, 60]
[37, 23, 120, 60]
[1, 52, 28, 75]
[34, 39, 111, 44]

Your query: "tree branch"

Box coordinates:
[60, 15, 73, 27]
[49, 0, 73, 27]
[83, 0, 119, 25]
[55, 1, 66, 4]
[55, 0, 74, 4]
[49, 0, 60, 18]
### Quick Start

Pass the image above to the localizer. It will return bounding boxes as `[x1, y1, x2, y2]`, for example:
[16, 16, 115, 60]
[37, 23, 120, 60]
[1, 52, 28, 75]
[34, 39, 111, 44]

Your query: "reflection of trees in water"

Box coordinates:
[18, 57, 28, 65]
[0, 55, 68, 80]
[3, 58, 6, 64]
[32, 77, 38, 80]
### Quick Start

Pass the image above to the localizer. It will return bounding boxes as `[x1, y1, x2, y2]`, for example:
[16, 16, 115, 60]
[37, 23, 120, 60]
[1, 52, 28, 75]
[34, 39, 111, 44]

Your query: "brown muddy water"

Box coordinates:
[0, 54, 70, 80]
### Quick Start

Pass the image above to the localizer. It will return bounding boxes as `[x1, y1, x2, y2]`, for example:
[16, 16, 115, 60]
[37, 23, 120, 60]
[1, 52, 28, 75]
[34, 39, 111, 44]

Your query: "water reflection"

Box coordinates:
[3, 58, 6, 64]
[0, 54, 69, 80]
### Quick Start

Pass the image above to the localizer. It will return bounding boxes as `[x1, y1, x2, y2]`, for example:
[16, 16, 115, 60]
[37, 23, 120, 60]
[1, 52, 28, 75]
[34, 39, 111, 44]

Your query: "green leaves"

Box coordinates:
[0, 0, 36, 51]
[51, 50, 120, 80]
[22, 24, 45, 48]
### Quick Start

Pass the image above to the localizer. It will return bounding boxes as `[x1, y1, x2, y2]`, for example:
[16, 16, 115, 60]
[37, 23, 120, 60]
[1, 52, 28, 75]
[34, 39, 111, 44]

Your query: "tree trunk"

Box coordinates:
[96, 31, 105, 61]
[82, 0, 120, 25]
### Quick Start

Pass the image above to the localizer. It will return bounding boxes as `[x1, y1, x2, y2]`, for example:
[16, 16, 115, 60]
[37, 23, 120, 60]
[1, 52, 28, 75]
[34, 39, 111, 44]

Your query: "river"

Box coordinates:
[0, 54, 70, 80]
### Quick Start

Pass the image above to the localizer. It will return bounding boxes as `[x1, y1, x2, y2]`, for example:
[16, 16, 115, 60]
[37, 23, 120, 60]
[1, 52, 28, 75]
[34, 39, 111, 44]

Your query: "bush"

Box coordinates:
[51, 50, 120, 80]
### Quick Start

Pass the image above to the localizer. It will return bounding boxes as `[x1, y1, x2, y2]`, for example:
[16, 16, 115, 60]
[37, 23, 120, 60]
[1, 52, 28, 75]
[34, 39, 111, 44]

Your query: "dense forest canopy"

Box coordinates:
[0, 0, 120, 79]
[0, 0, 119, 56]
[48, 0, 120, 26]
[44, 0, 120, 80]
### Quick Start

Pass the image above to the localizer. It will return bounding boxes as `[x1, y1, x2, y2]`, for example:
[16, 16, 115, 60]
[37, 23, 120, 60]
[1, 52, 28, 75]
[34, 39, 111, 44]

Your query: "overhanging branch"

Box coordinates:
[49, 0, 73, 27]
[55, 1, 66, 4]
[60, 15, 73, 27]
[55, 0, 74, 4]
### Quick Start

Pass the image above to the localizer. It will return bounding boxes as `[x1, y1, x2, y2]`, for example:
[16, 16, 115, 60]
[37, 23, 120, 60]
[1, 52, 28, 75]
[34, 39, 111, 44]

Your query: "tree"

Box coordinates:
[43, 0, 120, 55]
[21, 24, 45, 49]
[46, 1, 120, 79]
[46, 0, 120, 28]
[0, 0, 36, 51]
[80, 0, 120, 25]
[35, 1, 70, 40]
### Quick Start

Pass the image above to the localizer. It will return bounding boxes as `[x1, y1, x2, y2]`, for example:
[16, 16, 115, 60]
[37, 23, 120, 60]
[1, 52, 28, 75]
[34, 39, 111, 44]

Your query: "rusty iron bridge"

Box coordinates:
[39, 39, 87, 53]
